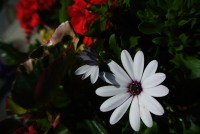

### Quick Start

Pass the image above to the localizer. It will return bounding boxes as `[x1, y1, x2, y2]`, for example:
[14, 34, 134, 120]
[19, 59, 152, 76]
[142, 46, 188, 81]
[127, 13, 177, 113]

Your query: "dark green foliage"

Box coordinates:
[1, 0, 200, 133]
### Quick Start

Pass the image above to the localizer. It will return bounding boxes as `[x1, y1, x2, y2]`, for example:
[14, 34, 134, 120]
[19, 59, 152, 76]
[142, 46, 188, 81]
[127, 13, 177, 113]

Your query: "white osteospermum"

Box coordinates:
[75, 65, 99, 84]
[96, 50, 169, 131]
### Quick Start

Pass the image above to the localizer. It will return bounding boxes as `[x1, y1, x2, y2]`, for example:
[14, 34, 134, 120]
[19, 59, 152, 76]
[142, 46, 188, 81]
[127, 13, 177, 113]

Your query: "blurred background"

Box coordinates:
[0, 0, 40, 121]
[0, 0, 22, 121]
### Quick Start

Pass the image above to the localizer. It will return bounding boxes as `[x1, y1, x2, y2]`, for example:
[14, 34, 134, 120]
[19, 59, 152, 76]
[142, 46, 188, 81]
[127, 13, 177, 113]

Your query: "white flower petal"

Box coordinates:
[96, 86, 128, 97]
[142, 73, 166, 89]
[81, 69, 92, 80]
[143, 85, 169, 97]
[129, 97, 140, 131]
[75, 65, 90, 75]
[133, 51, 144, 82]
[99, 72, 117, 85]
[138, 95, 153, 127]
[140, 92, 164, 115]
[90, 66, 99, 84]
[99, 72, 127, 86]
[110, 96, 133, 125]
[100, 92, 130, 112]
[141, 60, 158, 82]
[108, 60, 131, 83]
[121, 50, 135, 80]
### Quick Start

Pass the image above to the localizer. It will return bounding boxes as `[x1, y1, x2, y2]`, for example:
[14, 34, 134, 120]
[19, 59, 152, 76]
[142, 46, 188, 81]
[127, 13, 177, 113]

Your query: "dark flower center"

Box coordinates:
[128, 81, 142, 96]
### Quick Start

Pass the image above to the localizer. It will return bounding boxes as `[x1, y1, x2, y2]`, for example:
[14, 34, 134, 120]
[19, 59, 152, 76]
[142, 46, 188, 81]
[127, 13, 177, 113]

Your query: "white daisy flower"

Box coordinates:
[75, 64, 99, 84]
[75, 47, 99, 84]
[96, 50, 169, 131]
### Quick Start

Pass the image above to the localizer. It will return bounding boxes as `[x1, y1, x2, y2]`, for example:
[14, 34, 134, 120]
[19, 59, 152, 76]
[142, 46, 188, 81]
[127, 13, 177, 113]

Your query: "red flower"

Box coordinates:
[89, 0, 108, 5]
[16, 0, 54, 33]
[16, 0, 40, 33]
[16, 0, 39, 11]
[83, 36, 93, 46]
[13, 125, 39, 134]
[37, 0, 54, 9]
[68, 0, 99, 35]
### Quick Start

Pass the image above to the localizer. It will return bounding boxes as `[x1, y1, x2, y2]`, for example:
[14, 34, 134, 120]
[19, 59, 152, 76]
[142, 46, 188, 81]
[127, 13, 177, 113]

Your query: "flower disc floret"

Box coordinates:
[128, 81, 142, 96]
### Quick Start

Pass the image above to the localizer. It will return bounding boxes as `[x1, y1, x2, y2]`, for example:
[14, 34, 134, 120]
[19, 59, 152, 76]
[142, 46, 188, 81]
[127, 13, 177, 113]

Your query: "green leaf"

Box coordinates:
[190, 18, 197, 28]
[152, 37, 168, 46]
[80, 120, 108, 134]
[129, 36, 140, 48]
[166, 9, 177, 20]
[138, 21, 163, 34]
[100, 17, 107, 32]
[37, 118, 51, 130]
[171, 0, 182, 10]
[134, 122, 158, 134]
[0, 41, 28, 65]
[171, 54, 200, 79]
[186, 0, 199, 8]
[178, 33, 188, 46]
[59, 0, 72, 23]
[109, 34, 121, 57]
[89, 5, 108, 14]
[178, 18, 197, 28]
[86, 19, 101, 36]
[144, 122, 158, 134]
[87, 16, 109, 36]
[185, 122, 200, 134]
[12, 69, 38, 108]
[7, 97, 27, 115]
[184, 56, 200, 79]
[29, 45, 47, 59]
[53, 124, 71, 134]
[155, 0, 168, 10]
[178, 19, 189, 27]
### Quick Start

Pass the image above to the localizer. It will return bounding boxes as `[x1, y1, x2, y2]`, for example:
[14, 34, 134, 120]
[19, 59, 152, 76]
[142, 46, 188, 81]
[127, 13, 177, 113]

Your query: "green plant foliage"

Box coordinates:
[185, 122, 200, 134]
[171, 54, 200, 79]
[0, 41, 28, 65]
[1, 0, 200, 133]
[109, 34, 121, 58]
[138, 21, 163, 34]
[77, 120, 108, 134]
[59, 0, 72, 23]
[7, 97, 27, 115]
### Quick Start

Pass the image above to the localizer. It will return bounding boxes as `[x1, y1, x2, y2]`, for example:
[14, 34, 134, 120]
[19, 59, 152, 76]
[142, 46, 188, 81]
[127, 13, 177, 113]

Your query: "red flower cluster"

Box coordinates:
[16, 0, 54, 33]
[68, 0, 111, 46]
[83, 36, 93, 46]
[67, 0, 99, 35]
[90, 0, 108, 5]
[37, 0, 54, 9]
